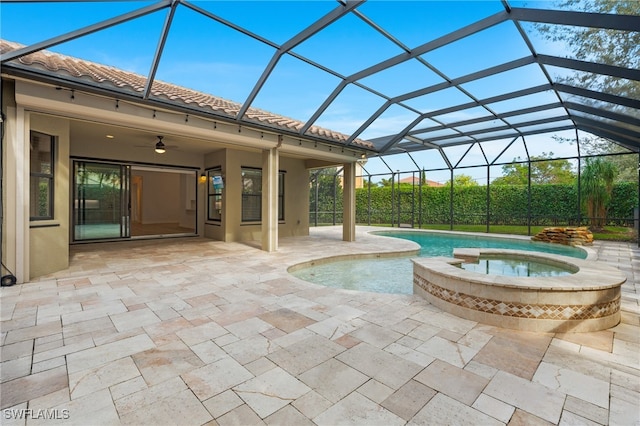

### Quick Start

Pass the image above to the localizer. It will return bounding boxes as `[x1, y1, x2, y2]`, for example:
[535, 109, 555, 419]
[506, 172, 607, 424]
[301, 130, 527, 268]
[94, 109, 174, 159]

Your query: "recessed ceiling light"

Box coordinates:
[106, 134, 114, 139]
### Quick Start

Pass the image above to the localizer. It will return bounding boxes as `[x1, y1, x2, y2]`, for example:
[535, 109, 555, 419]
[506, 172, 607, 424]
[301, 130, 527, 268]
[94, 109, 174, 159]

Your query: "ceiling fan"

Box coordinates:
[133, 135, 179, 153]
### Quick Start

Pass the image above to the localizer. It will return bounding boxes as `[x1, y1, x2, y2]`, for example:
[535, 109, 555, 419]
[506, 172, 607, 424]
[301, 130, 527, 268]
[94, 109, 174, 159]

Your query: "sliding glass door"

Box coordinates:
[73, 161, 130, 241]
[129, 166, 197, 237]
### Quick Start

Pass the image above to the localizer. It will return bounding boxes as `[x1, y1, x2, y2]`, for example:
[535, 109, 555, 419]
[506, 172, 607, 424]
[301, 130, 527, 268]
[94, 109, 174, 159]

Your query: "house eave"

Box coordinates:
[2, 65, 376, 157]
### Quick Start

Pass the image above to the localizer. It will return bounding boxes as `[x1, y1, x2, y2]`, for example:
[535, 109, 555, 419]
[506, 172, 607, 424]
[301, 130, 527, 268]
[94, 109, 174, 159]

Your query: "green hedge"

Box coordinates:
[346, 182, 637, 226]
[609, 182, 638, 220]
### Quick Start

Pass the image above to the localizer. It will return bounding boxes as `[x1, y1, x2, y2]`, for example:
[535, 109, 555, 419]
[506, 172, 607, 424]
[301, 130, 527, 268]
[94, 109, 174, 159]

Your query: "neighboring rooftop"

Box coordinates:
[399, 176, 444, 187]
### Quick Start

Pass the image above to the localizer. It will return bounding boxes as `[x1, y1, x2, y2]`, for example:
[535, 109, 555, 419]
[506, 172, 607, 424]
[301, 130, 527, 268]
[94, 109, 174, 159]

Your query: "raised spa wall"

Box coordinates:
[412, 249, 626, 333]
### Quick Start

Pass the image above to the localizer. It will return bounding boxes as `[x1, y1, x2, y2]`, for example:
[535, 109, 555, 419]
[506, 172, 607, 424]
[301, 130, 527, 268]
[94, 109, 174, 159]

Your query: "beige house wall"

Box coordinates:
[70, 130, 203, 170]
[224, 148, 254, 242]
[281, 156, 310, 237]
[3, 78, 353, 282]
[29, 114, 71, 279]
[204, 148, 309, 243]
[2, 83, 26, 282]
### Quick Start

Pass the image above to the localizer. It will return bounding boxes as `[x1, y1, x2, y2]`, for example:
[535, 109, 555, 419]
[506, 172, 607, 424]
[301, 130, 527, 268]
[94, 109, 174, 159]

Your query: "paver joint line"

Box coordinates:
[0, 227, 637, 425]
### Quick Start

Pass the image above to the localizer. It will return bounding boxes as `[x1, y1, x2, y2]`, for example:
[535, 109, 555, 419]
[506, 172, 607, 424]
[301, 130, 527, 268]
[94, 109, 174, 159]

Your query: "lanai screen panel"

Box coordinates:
[1, 0, 638, 157]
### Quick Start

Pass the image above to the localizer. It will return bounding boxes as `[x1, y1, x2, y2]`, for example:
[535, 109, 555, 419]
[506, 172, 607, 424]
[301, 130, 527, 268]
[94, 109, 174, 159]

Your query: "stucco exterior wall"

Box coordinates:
[29, 114, 70, 279]
[203, 148, 309, 243]
[2, 82, 20, 281]
[225, 148, 261, 242]
[3, 78, 350, 282]
[280, 156, 310, 238]
[70, 132, 201, 170]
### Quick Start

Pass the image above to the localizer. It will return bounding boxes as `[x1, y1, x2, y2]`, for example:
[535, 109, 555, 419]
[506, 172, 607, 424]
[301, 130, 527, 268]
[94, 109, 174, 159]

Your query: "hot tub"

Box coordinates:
[412, 248, 626, 333]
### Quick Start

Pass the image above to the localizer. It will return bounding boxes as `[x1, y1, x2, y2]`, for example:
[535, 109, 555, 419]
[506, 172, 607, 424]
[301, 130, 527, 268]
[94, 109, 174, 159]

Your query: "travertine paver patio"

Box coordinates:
[1, 226, 638, 425]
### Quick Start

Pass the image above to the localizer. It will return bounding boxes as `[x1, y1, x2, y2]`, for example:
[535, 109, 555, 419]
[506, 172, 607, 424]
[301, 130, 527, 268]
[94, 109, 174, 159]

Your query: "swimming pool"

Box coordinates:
[290, 230, 587, 294]
[374, 230, 587, 259]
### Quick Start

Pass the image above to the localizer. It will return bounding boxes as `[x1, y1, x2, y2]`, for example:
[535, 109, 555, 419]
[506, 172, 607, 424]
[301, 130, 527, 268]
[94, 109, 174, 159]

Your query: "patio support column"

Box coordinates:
[4, 106, 30, 283]
[342, 161, 356, 242]
[261, 146, 279, 252]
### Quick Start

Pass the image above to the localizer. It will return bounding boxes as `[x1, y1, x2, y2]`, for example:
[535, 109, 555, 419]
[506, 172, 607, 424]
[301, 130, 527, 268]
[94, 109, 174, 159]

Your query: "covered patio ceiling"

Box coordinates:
[1, 0, 638, 160]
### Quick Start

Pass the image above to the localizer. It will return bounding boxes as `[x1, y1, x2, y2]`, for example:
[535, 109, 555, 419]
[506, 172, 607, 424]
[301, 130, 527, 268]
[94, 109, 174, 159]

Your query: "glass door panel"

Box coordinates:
[129, 166, 197, 237]
[73, 161, 130, 241]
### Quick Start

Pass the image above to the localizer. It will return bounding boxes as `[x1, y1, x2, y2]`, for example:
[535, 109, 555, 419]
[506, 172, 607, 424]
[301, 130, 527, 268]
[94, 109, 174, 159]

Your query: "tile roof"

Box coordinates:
[399, 176, 444, 187]
[1, 40, 373, 149]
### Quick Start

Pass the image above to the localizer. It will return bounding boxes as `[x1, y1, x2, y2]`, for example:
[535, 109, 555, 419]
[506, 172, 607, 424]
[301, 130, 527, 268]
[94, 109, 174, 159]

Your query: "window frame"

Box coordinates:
[278, 172, 284, 222]
[240, 167, 285, 223]
[29, 131, 55, 221]
[241, 167, 262, 223]
[206, 167, 223, 222]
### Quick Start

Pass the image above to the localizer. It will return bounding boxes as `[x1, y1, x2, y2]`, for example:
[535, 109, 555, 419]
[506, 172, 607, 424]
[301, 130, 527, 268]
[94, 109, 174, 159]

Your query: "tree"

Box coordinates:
[444, 174, 478, 187]
[492, 153, 577, 185]
[572, 135, 637, 183]
[537, 0, 640, 101]
[378, 177, 394, 187]
[537, 0, 638, 185]
[581, 158, 618, 230]
[377, 176, 416, 187]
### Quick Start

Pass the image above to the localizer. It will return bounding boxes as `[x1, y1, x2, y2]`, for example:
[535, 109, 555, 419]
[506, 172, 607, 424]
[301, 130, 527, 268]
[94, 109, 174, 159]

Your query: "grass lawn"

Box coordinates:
[590, 226, 637, 242]
[356, 223, 637, 242]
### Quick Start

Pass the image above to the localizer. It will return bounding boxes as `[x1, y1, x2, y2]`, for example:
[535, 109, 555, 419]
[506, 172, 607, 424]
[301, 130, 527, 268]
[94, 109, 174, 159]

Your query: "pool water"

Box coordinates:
[376, 231, 587, 259]
[459, 257, 576, 277]
[292, 257, 414, 294]
[290, 231, 586, 294]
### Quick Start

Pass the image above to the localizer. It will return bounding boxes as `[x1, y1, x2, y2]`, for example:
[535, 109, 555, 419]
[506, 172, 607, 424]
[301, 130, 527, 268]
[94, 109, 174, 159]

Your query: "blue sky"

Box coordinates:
[1, 0, 585, 183]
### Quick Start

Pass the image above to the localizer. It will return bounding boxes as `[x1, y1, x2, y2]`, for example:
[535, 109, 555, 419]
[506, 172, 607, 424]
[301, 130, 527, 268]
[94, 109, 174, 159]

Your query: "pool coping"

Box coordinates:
[411, 248, 626, 332]
[286, 247, 420, 274]
[413, 248, 625, 292]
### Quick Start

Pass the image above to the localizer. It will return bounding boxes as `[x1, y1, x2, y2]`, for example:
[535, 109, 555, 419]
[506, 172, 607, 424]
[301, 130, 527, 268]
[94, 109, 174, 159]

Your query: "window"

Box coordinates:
[278, 172, 284, 221]
[30, 131, 55, 220]
[241, 168, 262, 222]
[241, 168, 284, 222]
[207, 168, 223, 221]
